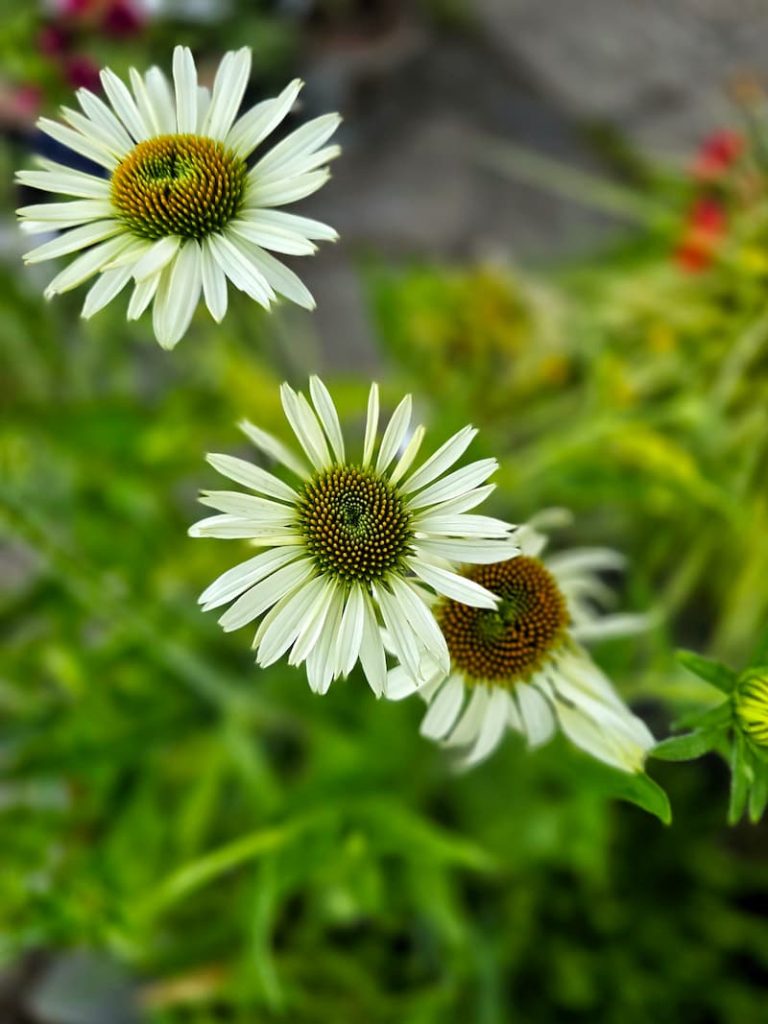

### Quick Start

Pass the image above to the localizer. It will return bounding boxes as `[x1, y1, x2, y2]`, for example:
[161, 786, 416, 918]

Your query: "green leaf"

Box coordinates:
[674, 700, 733, 731]
[728, 733, 752, 826]
[750, 625, 768, 666]
[141, 816, 314, 918]
[677, 650, 736, 694]
[652, 730, 720, 762]
[749, 765, 768, 824]
[607, 771, 673, 824]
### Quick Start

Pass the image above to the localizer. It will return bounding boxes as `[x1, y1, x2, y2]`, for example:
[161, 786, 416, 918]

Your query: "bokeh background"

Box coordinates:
[3, 2, 768, 1021]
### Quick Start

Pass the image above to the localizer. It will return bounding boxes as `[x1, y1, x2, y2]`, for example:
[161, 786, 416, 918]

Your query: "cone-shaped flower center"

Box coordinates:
[297, 466, 413, 584]
[439, 556, 569, 684]
[735, 670, 768, 748]
[111, 134, 247, 240]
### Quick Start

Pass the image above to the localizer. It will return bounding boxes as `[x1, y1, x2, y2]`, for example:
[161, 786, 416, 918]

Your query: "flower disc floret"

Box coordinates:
[111, 134, 246, 240]
[439, 556, 569, 684]
[297, 466, 412, 584]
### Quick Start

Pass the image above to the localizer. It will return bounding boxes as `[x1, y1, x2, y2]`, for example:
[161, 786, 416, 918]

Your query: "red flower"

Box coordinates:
[692, 130, 744, 183]
[64, 54, 102, 92]
[674, 198, 728, 273]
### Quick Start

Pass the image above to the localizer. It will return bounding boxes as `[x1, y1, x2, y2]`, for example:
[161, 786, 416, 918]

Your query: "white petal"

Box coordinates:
[422, 484, 496, 518]
[407, 559, 498, 609]
[152, 243, 202, 349]
[206, 453, 297, 503]
[359, 592, 386, 696]
[200, 239, 229, 322]
[335, 586, 366, 678]
[362, 382, 379, 468]
[252, 113, 341, 179]
[218, 558, 315, 632]
[515, 683, 556, 747]
[197, 490, 294, 523]
[546, 548, 626, 578]
[207, 233, 274, 306]
[75, 89, 134, 153]
[228, 218, 316, 256]
[128, 68, 161, 136]
[375, 395, 412, 474]
[374, 583, 428, 684]
[23, 221, 124, 263]
[188, 514, 300, 541]
[384, 665, 422, 701]
[305, 587, 346, 694]
[199, 547, 302, 610]
[239, 420, 309, 479]
[228, 238, 315, 310]
[570, 614, 652, 643]
[132, 236, 181, 281]
[81, 264, 133, 318]
[203, 47, 252, 140]
[172, 46, 198, 134]
[100, 68, 148, 141]
[144, 67, 176, 134]
[127, 274, 159, 319]
[389, 426, 426, 486]
[248, 170, 331, 208]
[402, 426, 478, 494]
[309, 376, 345, 462]
[445, 686, 488, 747]
[36, 118, 115, 170]
[238, 207, 337, 242]
[61, 106, 127, 160]
[414, 513, 514, 538]
[16, 166, 110, 200]
[407, 459, 498, 511]
[388, 577, 449, 677]
[256, 144, 340, 186]
[262, 581, 332, 671]
[225, 79, 302, 160]
[288, 581, 339, 668]
[18, 199, 113, 225]
[463, 688, 510, 766]
[415, 538, 519, 564]
[43, 236, 134, 297]
[280, 384, 331, 470]
[420, 675, 465, 740]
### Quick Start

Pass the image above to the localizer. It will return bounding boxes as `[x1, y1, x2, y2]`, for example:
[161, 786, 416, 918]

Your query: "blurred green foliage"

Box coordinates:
[3, 9, 768, 1022]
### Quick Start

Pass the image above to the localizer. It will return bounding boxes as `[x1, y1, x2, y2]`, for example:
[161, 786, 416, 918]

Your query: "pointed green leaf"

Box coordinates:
[728, 733, 752, 826]
[677, 649, 736, 693]
[750, 625, 768, 666]
[652, 730, 719, 762]
[610, 771, 672, 824]
[749, 765, 768, 824]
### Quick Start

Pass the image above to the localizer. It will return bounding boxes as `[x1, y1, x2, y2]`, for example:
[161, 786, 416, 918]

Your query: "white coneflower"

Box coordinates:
[386, 514, 655, 773]
[16, 46, 340, 348]
[189, 376, 519, 695]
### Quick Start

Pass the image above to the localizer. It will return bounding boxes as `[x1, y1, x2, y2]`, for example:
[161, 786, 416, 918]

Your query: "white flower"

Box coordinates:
[386, 511, 655, 773]
[189, 376, 519, 695]
[16, 46, 340, 349]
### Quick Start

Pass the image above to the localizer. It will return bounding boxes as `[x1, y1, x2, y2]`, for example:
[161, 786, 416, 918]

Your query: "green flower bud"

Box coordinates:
[735, 669, 768, 748]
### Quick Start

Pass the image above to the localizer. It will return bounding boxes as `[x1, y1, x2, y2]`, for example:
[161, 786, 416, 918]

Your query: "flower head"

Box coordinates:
[735, 669, 768, 749]
[189, 377, 519, 695]
[17, 46, 340, 348]
[387, 512, 655, 772]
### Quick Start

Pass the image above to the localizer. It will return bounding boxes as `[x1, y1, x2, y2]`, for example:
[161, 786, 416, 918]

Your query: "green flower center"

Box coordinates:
[439, 557, 569, 684]
[735, 670, 768, 748]
[111, 133, 247, 241]
[297, 466, 413, 584]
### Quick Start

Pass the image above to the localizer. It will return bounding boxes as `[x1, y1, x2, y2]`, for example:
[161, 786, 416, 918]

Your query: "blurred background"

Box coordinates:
[2, 1, 768, 1021]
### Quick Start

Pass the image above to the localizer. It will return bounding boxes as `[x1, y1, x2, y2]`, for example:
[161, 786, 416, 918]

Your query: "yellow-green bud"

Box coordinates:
[735, 669, 768, 748]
